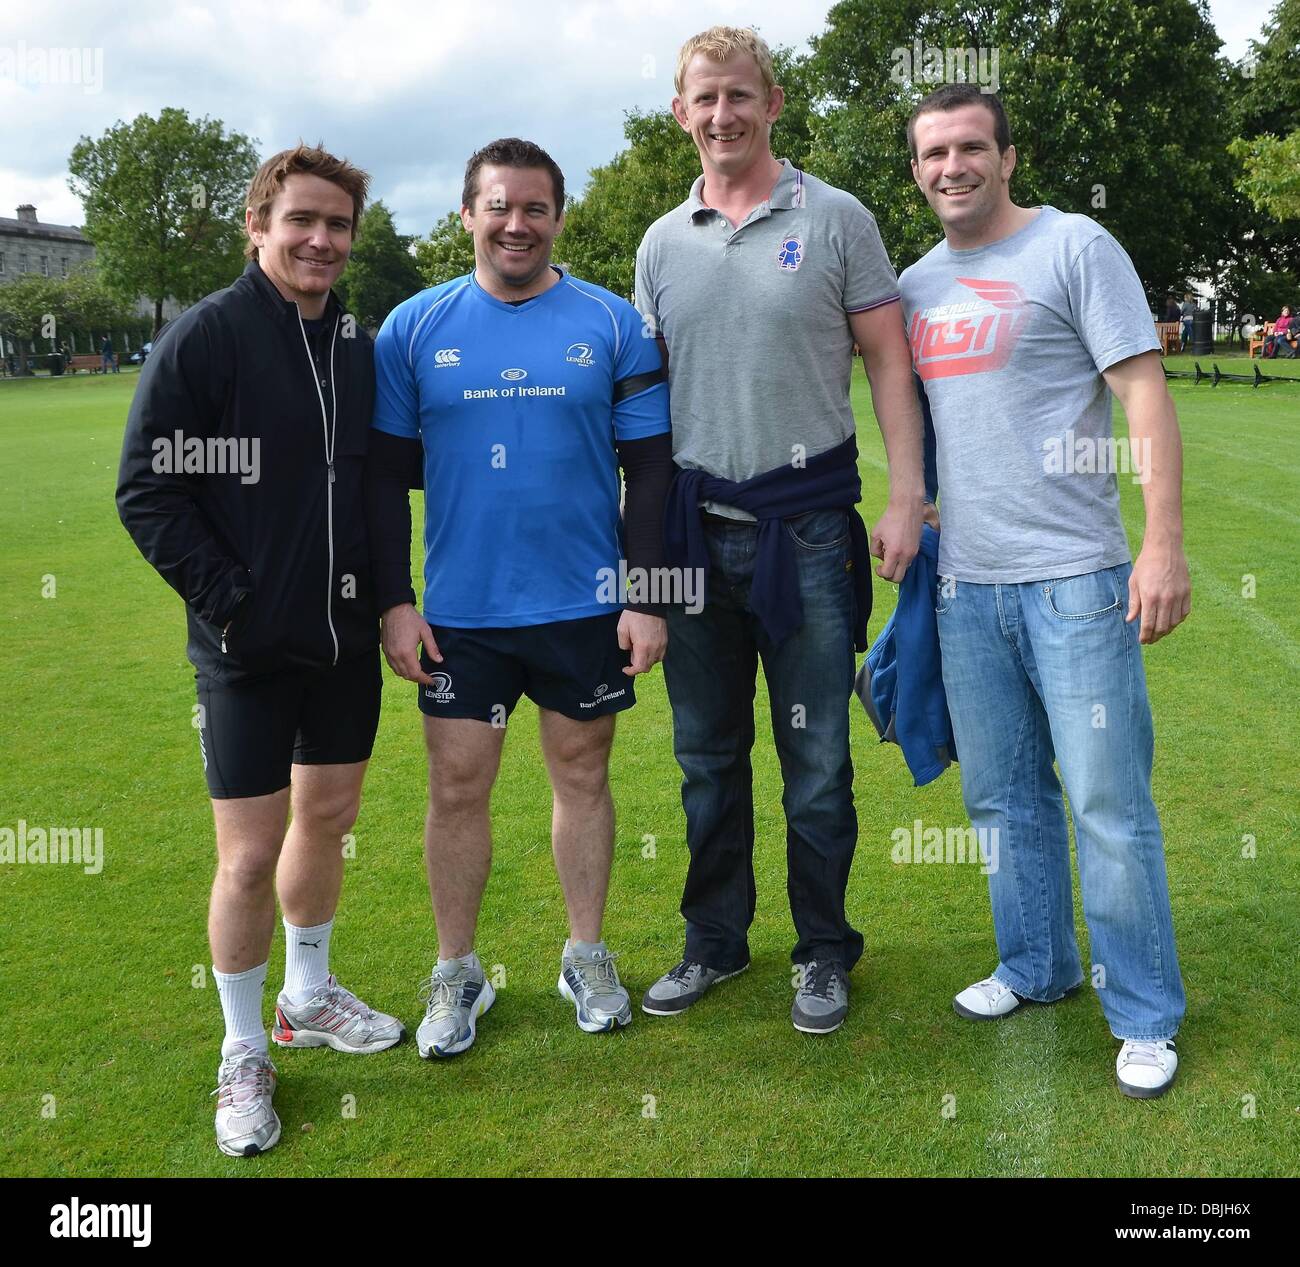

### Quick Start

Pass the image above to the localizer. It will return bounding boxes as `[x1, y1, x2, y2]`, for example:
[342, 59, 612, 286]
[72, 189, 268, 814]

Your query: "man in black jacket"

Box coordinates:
[117, 144, 402, 1159]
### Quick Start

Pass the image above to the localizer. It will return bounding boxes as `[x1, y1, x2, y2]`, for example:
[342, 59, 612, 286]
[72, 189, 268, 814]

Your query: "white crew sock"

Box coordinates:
[214, 961, 268, 1056]
[283, 917, 334, 1005]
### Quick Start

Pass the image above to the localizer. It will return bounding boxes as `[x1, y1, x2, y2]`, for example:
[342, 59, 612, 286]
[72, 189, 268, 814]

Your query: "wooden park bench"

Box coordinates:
[66, 353, 117, 373]
[1154, 321, 1182, 355]
[1249, 322, 1276, 359]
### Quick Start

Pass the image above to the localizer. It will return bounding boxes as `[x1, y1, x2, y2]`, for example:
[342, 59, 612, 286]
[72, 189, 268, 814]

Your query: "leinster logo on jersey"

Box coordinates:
[565, 342, 595, 367]
[777, 237, 803, 271]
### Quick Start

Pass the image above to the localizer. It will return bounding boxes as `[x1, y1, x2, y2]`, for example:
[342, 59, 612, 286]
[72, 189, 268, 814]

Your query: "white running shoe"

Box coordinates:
[558, 943, 632, 1033]
[212, 1045, 280, 1158]
[1116, 1040, 1178, 1099]
[272, 975, 404, 1053]
[953, 976, 1023, 1020]
[416, 957, 495, 1058]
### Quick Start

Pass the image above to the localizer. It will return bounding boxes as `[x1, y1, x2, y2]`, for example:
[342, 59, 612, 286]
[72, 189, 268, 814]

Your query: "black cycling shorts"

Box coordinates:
[417, 612, 635, 723]
[195, 649, 382, 799]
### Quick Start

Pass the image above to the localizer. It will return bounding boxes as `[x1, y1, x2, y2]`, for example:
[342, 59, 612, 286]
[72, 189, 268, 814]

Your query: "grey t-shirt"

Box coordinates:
[898, 206, 1160, 583]
[635, 159, 899, 519]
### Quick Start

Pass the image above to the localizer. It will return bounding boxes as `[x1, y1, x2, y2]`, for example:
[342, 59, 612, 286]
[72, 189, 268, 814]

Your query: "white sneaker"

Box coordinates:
[1116, 1040, 1178, 1099]
[272, 975, 404, 1053]
[212, 1045, 280, 1157]
[953, 976, 1023, 1020]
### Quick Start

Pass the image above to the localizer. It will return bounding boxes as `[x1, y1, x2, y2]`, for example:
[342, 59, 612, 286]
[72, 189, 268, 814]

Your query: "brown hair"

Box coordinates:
[674, 25, 776, 100]
[462, 137, 565, 215]
[244, 142, 370, 260]
[907, 85, 1012, 160]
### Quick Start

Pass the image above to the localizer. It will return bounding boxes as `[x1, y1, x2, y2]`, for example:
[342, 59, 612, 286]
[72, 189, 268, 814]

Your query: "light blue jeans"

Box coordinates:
[937, 563, 1185, 1041]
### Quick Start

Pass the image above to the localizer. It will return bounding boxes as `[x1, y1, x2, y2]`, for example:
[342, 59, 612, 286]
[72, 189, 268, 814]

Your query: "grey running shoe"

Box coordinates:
[212, 1045, 280, 1158]
[272, 975, 404, 1053]
[416, 955, 495, 1058]
[792, 959, 849, 1034]
[641, 958, 749, 1016]
[558, 943, 632, 1032]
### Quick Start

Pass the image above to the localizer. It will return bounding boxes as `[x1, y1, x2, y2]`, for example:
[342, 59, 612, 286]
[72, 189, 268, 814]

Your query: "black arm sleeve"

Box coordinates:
[115, 313, 249, 627]
[615, 430, 675, 616]
[364, 429, 424, 614]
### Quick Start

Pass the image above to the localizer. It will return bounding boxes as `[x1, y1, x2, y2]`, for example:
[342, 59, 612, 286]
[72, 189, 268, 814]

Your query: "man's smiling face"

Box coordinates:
[461, 163, 562, 295]
[672, 51, 784, 178]
[247, 173, 354, 308]
[911, 103, 1017, 245]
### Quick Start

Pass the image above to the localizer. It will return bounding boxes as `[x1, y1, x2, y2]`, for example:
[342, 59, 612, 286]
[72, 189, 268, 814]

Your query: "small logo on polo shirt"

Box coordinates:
[777, 237, 803, 271]
[501, 367, 528, 381]
[423, 672, 456, 702]
[565, 342, 595, 366]
[434, 348, 461, 366]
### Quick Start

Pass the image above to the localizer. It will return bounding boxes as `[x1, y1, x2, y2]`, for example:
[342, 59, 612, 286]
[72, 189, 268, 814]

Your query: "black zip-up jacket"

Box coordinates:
[116, 261, 378, 682]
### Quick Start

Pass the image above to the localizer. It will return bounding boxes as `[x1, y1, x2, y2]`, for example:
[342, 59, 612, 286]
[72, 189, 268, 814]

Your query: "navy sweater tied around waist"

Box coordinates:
[663, 434, 872, 652]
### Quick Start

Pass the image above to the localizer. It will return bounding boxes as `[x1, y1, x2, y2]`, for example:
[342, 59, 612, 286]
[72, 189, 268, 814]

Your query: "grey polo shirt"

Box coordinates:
[635, 158, 899, 518]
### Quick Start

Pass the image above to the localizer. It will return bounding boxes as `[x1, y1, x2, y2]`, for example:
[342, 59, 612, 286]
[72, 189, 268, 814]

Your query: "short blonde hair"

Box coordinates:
[674, 25, 776, 100]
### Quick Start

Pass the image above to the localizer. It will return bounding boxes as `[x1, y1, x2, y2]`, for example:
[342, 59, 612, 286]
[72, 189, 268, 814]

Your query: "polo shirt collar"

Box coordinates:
[685, 158, 803, 222]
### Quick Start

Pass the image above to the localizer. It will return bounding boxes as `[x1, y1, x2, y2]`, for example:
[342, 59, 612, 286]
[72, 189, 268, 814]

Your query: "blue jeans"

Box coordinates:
[663, 510, 863, 972]
[937, 563, 1185, 1041]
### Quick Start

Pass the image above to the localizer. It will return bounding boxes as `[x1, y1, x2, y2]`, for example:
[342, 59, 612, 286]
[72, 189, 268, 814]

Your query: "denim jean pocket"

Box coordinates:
[785, 509, 850, 550]
[1042, 569, 1123, 620]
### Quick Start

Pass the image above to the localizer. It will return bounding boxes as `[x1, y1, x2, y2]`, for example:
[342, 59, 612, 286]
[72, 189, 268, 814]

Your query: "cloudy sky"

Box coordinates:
[0, 0, 1279, 237]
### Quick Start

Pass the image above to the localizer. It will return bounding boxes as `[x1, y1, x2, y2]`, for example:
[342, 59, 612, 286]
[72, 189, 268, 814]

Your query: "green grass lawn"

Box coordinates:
[0, 360, 1296, 1177]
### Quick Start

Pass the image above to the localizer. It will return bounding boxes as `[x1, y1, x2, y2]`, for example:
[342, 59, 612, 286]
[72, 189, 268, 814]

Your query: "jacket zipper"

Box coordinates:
[297, 309, 341, 666]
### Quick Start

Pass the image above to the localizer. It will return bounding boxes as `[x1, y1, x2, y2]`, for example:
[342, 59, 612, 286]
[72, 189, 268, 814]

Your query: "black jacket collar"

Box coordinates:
[238, 259, 341, 326]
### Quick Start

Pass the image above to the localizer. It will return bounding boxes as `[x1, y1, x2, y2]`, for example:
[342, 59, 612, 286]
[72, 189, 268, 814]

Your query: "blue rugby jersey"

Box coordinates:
[373, 268, 670, 627]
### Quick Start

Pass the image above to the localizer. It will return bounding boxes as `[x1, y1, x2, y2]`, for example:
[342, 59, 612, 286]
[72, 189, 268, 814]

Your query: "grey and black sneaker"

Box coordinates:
[791, 959, 849, 1034]
[416, 954, 495, 1058]
[212, 1044, 281, 1158]
[641, 957, 749, 1016]
[558, 941, 632, 1032]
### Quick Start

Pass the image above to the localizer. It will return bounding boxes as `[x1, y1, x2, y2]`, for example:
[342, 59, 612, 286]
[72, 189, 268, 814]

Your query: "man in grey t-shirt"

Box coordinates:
[901, 84, 1190, 1098]
[635, 25, 926, 1035]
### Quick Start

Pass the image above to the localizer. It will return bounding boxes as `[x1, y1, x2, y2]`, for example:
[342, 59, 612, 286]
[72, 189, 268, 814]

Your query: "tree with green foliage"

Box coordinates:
[1220, 0, 1300, 325]
[0, 266, 140, 373]
[809, 0, 1238, 298]
[68, 108, 258, 334]
[336, 201, 425, 329]
[413, 211, 477, 288]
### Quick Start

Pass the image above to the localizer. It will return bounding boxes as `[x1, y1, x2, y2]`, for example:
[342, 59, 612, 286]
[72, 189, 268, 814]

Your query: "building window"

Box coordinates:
[61, 258, 68, 277]
[0, 252, 5, 276]
[19, 255, 28, 273]
[40, 256, 49, 276]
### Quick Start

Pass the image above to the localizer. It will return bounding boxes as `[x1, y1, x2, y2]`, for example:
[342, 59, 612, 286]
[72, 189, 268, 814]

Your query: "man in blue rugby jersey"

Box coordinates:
[366, 138, 674, 1056]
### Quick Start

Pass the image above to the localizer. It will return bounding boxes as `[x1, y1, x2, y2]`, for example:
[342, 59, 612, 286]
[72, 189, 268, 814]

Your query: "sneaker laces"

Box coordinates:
[799, 960, 841, 1001]
[970, 976, 1010, 1006]
[666, 959, 701, 986]
[571, 950, 623, 998]
[320, 980, 376, 1022]
[212, 1051, 275, 1112]
[419, 970, 466, 1022]
[1119, 1040, 1172, 1070]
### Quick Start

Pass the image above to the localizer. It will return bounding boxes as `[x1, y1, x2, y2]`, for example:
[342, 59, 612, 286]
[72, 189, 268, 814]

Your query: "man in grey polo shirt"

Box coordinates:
[635, 25, 925, 1034]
